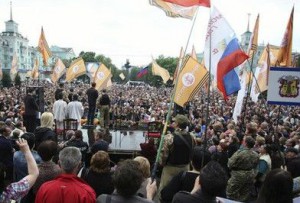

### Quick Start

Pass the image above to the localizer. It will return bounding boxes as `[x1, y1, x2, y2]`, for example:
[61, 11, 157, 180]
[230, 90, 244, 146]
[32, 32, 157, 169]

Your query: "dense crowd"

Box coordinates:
[0, 80, 300, 203]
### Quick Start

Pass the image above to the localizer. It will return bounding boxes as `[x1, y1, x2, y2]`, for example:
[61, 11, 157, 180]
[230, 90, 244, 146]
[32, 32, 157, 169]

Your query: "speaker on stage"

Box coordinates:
[26, 86, 45, 113]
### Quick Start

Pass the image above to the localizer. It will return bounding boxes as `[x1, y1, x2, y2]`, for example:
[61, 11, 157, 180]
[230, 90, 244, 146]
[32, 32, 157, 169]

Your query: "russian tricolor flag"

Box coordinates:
[204, 7, 248, 99]
[217, 38, 248, 98]
[137, 66, 149, 78]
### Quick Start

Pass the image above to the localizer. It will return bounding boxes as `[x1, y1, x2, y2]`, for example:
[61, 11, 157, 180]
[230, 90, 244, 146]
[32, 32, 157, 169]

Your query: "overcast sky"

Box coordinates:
[0, 0, 299, 68]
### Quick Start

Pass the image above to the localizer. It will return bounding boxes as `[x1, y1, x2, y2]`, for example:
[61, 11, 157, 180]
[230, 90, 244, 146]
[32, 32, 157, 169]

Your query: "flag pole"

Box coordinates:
[202, 3, 213, 168]
[151, 7, 200, 180]
[242, 53, 256, 126]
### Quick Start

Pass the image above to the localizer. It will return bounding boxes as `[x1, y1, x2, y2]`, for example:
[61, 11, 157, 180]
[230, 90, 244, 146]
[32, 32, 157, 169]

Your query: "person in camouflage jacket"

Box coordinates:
[226, 136, 259, 202]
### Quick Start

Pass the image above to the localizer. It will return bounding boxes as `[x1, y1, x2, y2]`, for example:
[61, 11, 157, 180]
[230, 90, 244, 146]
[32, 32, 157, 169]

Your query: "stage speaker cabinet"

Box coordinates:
[26, 86, 45, 113]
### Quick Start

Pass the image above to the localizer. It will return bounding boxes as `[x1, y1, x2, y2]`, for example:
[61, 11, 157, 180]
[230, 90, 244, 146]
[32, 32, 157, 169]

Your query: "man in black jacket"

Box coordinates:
[23, 88, 39, 133]
[172, 161, 228, 203]
[158, 115, 194, 200]
[86, 82, 98, 125]
[98, 89, 110, 128]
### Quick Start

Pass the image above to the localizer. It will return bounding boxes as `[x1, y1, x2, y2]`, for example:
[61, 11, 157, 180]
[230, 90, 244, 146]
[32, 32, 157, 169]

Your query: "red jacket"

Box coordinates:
[35, 174, 96, 203]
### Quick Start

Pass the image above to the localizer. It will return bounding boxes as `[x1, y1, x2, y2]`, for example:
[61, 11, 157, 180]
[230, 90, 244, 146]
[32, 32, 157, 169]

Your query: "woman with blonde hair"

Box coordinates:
[34, 112, 56, 150]
[134, 156, 151, 198]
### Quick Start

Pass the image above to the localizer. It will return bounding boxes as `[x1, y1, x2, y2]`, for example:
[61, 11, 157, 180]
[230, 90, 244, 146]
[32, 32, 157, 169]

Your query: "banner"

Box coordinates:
[267, 67, 300, 106]
[31, 58, 39, 79]
[119, 73, 125, 80]
[152, 59, 170, 84]
[38, 27, 52, 66]
[51, 58, 66, 83]
[276, 7, 294, 67]
[94, 63, 112, 91]
[174, 56, 209, 107]
[86, 62, 99, 79]
[10, 53, 18, 80]
[66, 57, 86, 82]
[150, 0, 198, 20]
[204, 7, 248, 98]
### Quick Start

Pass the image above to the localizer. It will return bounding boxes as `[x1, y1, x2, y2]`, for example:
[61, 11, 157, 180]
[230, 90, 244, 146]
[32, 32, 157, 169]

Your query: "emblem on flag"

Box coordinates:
[278, 75, 300, 98]
[182, 73, 195, 87]
[97, 72, 105, 80]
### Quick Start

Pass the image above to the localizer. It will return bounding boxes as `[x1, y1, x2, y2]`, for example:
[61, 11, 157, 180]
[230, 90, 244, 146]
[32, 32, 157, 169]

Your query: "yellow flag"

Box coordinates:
[66, 57, 86, 82]
[258, 45, 279, 67]
[31, 58, 39, 79]
[93, 63, 112, 90]
[256, 44, 272, 93]
[152, 59, 170, 84]
[10, 53, 18, 80]
[119, 73, 125, 80]
[276, 7, 293, 67]
[248, 14, 259, 59]
[103, 77, 112, 89]
[174, 56, 209, 107]
[38, 27, 52, 66]
[51, 58, 66, 83]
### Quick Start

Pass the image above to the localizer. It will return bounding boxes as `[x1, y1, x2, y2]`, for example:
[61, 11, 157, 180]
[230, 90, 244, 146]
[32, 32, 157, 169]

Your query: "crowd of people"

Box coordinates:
[0, 80, 300, 202]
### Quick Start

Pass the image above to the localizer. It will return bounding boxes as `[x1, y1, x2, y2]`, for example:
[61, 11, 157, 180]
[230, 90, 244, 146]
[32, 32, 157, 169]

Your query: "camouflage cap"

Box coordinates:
[175, 114, 190, 127]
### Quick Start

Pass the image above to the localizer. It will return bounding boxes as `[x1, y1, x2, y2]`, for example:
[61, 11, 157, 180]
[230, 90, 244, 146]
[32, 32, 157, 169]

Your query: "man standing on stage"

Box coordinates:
[98, 89, 110, 128]
[23, 88, 39, 133]
[86, 82, 98, 125]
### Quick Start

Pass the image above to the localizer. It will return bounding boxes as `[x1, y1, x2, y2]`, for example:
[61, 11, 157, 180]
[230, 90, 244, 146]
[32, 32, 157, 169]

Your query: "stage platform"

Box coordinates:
[82, 129, 147, 155]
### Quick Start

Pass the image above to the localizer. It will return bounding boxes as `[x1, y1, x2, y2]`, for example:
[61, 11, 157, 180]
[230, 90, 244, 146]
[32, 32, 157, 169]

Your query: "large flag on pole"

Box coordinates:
[38, 27, 52, 66]
[162, 0, 210, 7]
[149, 0, 198, 20]
[174, 56, 209, 107]
[152, 59, 171, 84]
[250, 67, 260, 103]
[94, 63, 112, 91]
[255, 44, 277, 93]
[51, 58, 66, 83]
[232, 70, 247, 123]
[66, 57, 86, 82]
[276, 7, 293, 67]
[137, 66, 149, 78]
[247, 14, 259, 60]
[31, 58, 39, 79]
[10, 53, 18, 80]
[204, 7, 248, 99]
[233, 14, 259, 120]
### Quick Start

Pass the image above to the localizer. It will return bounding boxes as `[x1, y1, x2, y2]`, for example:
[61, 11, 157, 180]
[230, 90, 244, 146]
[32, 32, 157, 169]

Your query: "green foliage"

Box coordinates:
[14, 73, 21, 86]
[72, 52, 178, 87]
[297, 56, 300, 67]
[80, 51, 97, 62]
[142, 55, 177, 87]
[62, 58, 73, 68]
[2, 71, 11, 87]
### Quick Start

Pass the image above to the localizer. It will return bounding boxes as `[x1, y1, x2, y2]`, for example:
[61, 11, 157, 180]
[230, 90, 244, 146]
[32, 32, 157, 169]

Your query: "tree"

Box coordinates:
[297, 56, 300, 67]
[79, 51, 97, 62]
[14, 73, 21, 87]
[2, 71, 11, 87]
[142, 55, 177, 87]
